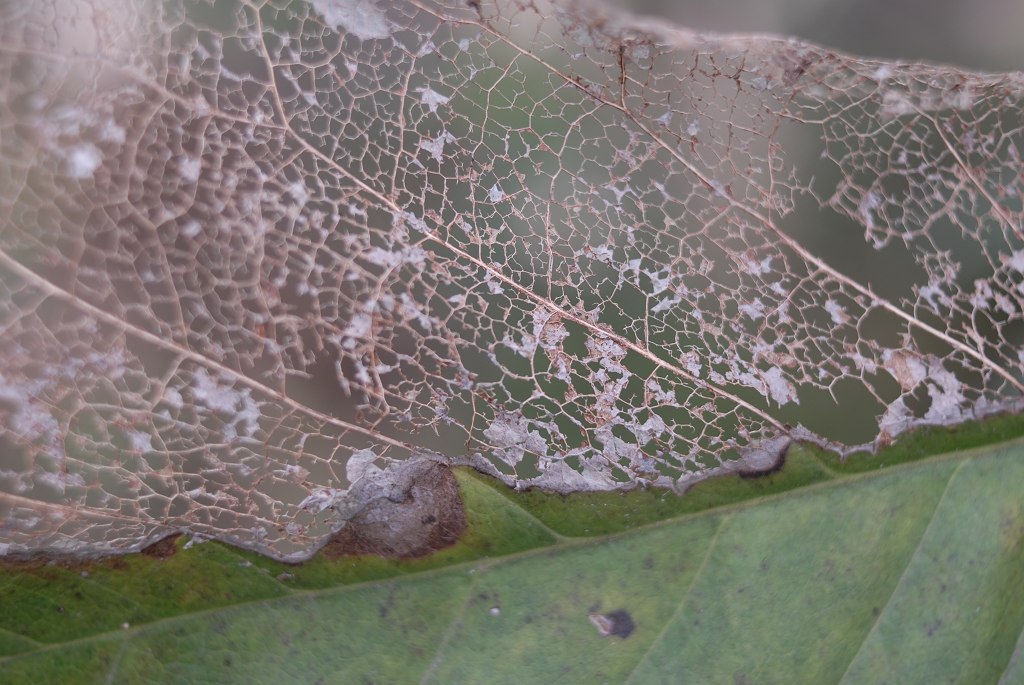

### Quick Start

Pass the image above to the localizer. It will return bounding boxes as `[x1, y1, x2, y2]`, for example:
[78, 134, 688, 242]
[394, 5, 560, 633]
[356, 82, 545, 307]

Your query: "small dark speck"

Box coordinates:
[589, 609, 636, 639]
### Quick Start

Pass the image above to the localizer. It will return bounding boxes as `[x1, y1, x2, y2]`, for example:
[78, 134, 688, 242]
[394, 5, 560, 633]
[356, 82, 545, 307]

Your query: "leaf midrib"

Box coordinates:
[619, 515, 729, 685]
[833, 460, 965, 685]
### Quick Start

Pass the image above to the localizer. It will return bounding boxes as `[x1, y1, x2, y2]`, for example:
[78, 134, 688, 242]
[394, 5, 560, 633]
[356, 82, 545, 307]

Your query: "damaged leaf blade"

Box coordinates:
[1, 0, 1023, 560]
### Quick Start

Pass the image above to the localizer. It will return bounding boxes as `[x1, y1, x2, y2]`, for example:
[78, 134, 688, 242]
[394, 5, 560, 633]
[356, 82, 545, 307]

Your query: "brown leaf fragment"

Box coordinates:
[321, 460, 466, 559]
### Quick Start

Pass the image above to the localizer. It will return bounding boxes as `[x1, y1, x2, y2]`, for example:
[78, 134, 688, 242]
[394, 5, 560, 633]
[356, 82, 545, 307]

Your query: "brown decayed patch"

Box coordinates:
[320, 461, 467, 559]
[140, 533, 182, 560]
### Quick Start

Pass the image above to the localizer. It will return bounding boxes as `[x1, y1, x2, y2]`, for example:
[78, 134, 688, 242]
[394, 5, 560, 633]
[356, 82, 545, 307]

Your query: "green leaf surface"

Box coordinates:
[3, 429, 1024, 684]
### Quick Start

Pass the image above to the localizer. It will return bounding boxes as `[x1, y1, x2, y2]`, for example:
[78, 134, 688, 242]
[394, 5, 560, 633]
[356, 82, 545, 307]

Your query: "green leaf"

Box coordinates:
[3, 428, 1024, 684]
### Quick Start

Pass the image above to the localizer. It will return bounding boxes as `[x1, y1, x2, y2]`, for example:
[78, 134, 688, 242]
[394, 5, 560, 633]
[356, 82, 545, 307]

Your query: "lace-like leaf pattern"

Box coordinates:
[1, 0, 1022, 560]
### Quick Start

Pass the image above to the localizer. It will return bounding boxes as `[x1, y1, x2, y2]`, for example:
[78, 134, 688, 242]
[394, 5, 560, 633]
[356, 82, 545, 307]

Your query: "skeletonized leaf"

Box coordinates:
[1, 0, 1022, 560]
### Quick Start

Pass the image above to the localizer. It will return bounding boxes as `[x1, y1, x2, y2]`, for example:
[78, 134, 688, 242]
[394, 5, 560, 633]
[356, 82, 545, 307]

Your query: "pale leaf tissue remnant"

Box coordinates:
[1, 0, 1023, 561]
[66, 144, 102, 179]
[309, 0, 392, 41]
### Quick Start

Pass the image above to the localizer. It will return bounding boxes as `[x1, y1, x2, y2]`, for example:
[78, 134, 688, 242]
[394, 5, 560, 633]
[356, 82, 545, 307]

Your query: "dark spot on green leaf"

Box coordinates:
[589, 609, 635, 638]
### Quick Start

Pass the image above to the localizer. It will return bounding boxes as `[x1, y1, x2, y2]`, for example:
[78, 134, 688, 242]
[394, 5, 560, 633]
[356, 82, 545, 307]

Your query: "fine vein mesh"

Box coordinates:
[0, 0, 1022, 560]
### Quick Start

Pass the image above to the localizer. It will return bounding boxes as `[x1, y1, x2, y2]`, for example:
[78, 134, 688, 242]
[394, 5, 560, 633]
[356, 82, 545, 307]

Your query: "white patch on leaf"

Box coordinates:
[191, 368, 260, 438]
[340, 309, 373, 349]
[1007, 250, 1024, 273]
[880, 397, 913, 435]
[288, 180, 309, 205]
[738, 299, 765, 320]
[100, 119, 126, 144]
[824, 299, 847, 325]
[364, 245, 426, 270]
[419, 131, 455, 163]
[883, 350, 928, 391]
[345, 448, 382, 484]
[179, 156, 201, 182]
[858, 191, 881, 230]
[739, 254, 772, 276]
[309, 0, 391, 40]
[180, 219, 202, 239]
[128, 430, 153, 453]
[923, 364, 967, 424]
[67, 144, 102, 179]
[762, 366, 798, 405]
[417, 87, 450, 114]
[298, 487, 345, 513]
[483, 412, 552, 469]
